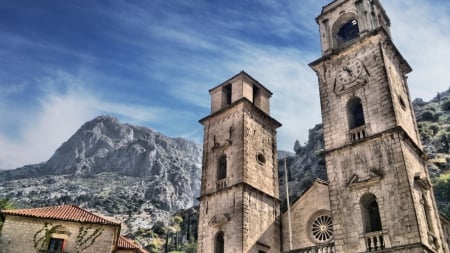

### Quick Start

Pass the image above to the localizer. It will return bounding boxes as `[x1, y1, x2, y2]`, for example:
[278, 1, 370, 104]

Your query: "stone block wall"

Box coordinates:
[197, 186, 245, 253]
[281, 182, 331, 251]
[314, 33, 399, 151]
[325, 133, 422, 252]
[200, 105, 245, 196]
[243, 104, 279, 198]
[242, 186, 280, 253]
[0, 215, 119, 253]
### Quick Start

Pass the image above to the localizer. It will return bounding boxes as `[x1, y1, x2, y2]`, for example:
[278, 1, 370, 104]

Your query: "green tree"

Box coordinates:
[0, 198, 14, 210]
[0, 198, 15, 233]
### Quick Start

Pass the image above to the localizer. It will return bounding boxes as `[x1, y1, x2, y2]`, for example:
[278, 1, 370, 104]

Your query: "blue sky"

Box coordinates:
[0, 0, 449, 170]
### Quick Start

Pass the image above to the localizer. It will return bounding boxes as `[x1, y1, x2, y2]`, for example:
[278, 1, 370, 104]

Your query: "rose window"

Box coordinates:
[308, 210, 334, 243]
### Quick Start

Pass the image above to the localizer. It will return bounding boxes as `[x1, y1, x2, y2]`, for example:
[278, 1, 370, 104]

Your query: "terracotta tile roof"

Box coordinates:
[1, 204, 120, 225]
[118, 236, 149, 253]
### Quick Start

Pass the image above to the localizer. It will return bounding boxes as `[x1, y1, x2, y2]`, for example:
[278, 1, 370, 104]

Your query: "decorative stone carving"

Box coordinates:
[208, 214, 230, 227]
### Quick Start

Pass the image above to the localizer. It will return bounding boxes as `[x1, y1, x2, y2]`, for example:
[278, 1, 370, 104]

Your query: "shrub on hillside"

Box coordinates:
[442, 101, 450, 111]
[420, 110, 436, 121]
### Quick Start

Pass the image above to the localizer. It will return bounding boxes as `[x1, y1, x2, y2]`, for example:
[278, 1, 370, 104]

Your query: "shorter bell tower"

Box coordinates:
[197, 71, 281, 253]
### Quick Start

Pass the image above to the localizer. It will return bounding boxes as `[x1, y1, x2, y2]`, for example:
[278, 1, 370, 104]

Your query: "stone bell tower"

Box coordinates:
[197, 71, 281, 253]
[309, 0, 448, 252]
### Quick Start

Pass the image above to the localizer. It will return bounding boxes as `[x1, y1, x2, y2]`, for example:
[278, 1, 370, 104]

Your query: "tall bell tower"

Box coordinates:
[197, 71, 281, 253]
[310, 0, 448, 252]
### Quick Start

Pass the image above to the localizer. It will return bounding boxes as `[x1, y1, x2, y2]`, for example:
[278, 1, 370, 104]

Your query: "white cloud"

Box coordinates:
[0, 72, 184, 170]
[383, 1, 450, 100]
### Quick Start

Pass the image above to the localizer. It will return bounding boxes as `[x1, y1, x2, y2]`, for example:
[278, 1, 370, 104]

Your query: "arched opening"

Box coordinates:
[347, 97, 365, 129]
[360, 194, 383, 233]
[215, 231, 225, 253]
[332, 14, 360, 47]
[217, 155, 227, 180]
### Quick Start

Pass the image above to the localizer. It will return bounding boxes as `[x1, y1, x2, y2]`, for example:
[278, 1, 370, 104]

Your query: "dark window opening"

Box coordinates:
[259, 251, 267, 253]
[361, 194, 383, 233]
[215, 231, 225, 253]
[399, 96, 407, 111]
[48, 238, 64, 252]
[224, 84, 232, 105]
[256, 153, 266, 164]
[253, 85, 260, 105]
[337, 19, 359, 44]
[217, 155, 227, 180]
[347, 97, 365, 129]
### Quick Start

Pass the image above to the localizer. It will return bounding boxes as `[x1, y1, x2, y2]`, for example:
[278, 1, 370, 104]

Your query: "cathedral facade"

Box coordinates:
[197, 0, 450, 252]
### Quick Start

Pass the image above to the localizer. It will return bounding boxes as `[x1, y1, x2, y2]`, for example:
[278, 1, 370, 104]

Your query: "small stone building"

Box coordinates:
[0, 204, 147, 253]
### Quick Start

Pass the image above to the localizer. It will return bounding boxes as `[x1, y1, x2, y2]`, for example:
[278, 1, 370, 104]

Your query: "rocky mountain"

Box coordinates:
[2, 88, 450, 251]
[0, 115, 202, 233]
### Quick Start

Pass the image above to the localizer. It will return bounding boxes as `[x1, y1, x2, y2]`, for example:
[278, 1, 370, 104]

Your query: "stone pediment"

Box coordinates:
[208, 214, 230, 227]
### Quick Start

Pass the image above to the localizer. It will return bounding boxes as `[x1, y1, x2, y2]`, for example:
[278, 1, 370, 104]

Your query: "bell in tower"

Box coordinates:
[317, 0, 391, 55]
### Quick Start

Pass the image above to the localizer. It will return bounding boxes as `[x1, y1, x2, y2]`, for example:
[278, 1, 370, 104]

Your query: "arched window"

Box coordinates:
[217, 155, 227, 180]
[332, 14, 360, 48]
[347, 97, 365, 129]
[215, 231, 224, 253]
[337, 19, 359, 43]
[360, 194, 383, 233]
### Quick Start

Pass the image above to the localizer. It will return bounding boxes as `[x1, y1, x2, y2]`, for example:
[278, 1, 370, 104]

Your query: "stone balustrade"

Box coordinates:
[349, 125, 367, 142]
[217, 178, 228, 190]
[284, 243, 335, 253]
[365, 231, 385, 252]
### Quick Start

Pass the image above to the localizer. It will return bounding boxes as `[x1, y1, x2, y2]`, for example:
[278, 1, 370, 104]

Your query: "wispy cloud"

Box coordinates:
[0, 71, 196, 169]
[1, 0, 449, 170]
[384, 1, 450, 100]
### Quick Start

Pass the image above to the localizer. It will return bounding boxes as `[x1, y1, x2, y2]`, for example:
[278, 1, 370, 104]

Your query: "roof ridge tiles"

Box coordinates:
[1, 204, 120, 226]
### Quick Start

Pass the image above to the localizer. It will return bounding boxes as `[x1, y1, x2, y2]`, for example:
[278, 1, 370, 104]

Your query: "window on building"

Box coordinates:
[215, 231, 225, 253]
[347, 97, 365, 129]
[337, 19, 359, 44]
[48, 238, 64, 252]
[224, 84, 232, 105]
[253, 85, 260, 106]
[217, 155, 227, 180]
[308, 210, 334, 243]
[361, 194, 383, 233]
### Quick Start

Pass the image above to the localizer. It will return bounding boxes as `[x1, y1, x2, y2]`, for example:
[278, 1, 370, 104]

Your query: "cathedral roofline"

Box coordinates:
[197, 181, 281, 203]
[281, 179, 328, 214]
[199, 97, 282, 128]
[208, 70, 273, 96]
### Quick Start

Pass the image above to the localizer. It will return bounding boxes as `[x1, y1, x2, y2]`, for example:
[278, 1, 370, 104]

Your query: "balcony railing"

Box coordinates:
[365, 231, 385, 252]
[284, 243, 335, 253]
[217, 178, 228, 190]
[349, 125, 367, 142]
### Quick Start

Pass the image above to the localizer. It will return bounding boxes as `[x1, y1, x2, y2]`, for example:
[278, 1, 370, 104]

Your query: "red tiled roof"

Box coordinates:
[1, 204, 120, 225]
[118, 236, 149, 253]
